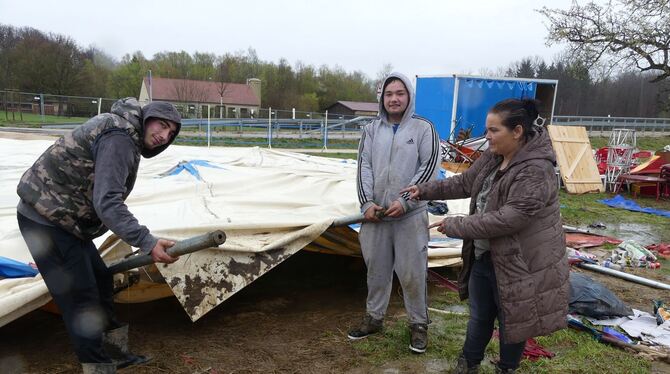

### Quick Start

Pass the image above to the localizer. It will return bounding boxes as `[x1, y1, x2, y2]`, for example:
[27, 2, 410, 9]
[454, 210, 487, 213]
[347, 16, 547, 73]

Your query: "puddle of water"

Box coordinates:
[591, 222, 661, 245]
[438, 304, 468, 314]
[424, 359, 452, 373]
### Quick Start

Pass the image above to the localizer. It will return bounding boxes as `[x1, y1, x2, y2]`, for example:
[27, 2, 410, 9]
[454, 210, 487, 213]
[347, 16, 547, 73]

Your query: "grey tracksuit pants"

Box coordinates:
[359, 211, 429, 324]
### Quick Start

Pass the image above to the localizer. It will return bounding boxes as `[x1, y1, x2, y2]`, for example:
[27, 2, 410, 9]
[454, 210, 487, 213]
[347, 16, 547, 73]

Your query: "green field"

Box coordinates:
[0, 112, 88, 126]
[589, 135, 670, 151]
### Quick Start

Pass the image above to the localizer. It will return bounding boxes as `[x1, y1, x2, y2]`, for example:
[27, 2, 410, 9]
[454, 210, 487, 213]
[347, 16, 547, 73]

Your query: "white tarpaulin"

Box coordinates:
[0, 134, 470, 325]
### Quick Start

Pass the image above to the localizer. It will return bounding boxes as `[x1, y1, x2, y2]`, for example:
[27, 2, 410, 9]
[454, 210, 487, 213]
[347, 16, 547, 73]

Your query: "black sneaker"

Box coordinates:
[347, 314, 383, 340]
[409, 323, 428, 353]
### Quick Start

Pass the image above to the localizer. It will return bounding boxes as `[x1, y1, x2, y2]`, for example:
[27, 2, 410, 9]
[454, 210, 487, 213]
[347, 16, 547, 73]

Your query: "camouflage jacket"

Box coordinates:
[17, 99, 145, 240]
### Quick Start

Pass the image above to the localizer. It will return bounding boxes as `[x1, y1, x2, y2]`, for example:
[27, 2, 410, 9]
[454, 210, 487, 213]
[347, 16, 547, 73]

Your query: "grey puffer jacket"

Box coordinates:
[417, 127, 568, 344]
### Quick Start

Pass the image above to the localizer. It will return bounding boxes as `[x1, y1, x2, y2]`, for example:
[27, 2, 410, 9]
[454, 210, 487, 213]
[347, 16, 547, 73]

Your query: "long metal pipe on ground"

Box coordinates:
[578, 263, 670, 290]
[108, 230, 226, 274]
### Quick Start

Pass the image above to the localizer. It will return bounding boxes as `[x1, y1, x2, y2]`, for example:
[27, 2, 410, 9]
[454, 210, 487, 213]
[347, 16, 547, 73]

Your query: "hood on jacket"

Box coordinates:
[110, 97, 144, 131]
[378, 72, 415, 125]
[140, 101, 182, 158]
[507, 126, 556, 168]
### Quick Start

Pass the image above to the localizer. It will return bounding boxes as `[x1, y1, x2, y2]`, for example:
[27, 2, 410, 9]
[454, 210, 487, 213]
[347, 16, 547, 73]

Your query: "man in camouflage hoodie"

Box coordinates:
[16, 97, 181, 373]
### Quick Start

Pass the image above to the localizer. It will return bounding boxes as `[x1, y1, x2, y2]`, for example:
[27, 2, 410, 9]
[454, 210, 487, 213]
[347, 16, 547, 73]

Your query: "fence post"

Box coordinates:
[40, 93, 45, 123]
[323, 110, 328, 150]
[207, 104, 211, 148]
[97, 98, 102, 115]
[268, 107, 272, 148]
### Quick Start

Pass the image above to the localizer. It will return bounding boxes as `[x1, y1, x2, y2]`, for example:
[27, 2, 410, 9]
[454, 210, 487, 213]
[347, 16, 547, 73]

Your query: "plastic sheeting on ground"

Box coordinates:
[0, 256, 38, 278]
[619, 310, 670, 347]
[0, 135, 470, 325]
[569, 272, 633, 318]
[598, 195, 670, 218]
[565, 233, 622, 248]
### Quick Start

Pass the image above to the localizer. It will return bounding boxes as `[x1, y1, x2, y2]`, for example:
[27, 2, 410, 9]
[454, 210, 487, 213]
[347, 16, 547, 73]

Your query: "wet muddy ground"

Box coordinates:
[2, 222, 670, 373]
[1, 252, 455, 373]
[597, 222, 665, 247]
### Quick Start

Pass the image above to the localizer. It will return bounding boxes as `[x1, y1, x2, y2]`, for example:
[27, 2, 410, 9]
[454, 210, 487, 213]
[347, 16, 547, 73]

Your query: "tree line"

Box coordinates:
[488, 55, 670, 117]
[2, 21, 670, 117]
[536, 0, 670, 117]
[0, 24, 376, 112]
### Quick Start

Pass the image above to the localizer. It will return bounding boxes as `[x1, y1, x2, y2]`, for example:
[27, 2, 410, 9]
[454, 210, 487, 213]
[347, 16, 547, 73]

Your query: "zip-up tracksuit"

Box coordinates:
[356, 73, 439, 324]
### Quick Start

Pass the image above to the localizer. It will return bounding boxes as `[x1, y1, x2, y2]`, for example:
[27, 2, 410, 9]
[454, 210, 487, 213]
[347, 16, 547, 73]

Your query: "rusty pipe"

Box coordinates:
[108, 230, 226, 274]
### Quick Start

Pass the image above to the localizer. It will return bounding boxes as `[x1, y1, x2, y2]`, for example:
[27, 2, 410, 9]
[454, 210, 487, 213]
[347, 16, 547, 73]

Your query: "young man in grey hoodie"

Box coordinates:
[16, 98, 181, 373]
[348, 73, 439, 353]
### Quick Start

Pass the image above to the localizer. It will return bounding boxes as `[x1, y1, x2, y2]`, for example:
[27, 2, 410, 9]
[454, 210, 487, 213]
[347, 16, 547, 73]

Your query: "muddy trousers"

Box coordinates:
[463, 252, 525, 370]
[359, 212, 429, 324]
[17, 213, 119, 364]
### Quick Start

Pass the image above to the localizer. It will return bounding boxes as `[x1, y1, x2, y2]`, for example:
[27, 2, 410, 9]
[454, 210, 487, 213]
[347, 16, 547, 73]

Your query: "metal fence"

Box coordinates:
[11, 88, 666, 148]
[152, 115, 374, 149]
[0, 89, 117, 121]
[553, 115, 670, 135]
[40, 116, 374, 149]
[0, 89, 363, 123]
[166, 104, 372, 148]
[1, 89, 375, 149]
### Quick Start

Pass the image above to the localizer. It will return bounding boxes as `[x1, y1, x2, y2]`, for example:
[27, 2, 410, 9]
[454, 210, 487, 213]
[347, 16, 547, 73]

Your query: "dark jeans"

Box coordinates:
[463, 252, 525, 370]
[17, 213, 119, 364]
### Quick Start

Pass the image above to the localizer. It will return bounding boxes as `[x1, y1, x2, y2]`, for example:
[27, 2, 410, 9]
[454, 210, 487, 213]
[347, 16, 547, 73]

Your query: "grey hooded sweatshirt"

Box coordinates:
[357, 73, 439, 219]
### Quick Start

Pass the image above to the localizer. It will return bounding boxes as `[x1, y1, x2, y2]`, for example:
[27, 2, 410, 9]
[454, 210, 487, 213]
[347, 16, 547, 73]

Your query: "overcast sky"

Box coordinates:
[0, 0, 575, 80]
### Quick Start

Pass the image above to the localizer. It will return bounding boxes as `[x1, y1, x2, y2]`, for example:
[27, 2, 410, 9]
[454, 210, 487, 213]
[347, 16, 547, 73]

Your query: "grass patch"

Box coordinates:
[589, 135, 670, 151]
[174, 136, 359, 149]
[525, 329, 650, 373]
[350, 311, 470, 366]
[559, 190, 670, 242]
[0, 112, 88, 125]
[351, 307, 650, 373]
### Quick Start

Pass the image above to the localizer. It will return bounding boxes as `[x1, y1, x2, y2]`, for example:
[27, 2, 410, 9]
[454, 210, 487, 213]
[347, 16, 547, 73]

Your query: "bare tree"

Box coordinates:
[539, 0, 670, 82]
[375, 63, 394, 83]
[172, 77, 209, 118]
[215, 61, 231, 118]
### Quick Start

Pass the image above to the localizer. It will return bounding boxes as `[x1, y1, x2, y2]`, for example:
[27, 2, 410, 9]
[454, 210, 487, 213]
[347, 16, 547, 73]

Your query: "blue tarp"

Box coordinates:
[415, 77, 537, 140]
[598, 195, 670, 218]
[163, 160, 224, 181]
[0, 256, 38, 278]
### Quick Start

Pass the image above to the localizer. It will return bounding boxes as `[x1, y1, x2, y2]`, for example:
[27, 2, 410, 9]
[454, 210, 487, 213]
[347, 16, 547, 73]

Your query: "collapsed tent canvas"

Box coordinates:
[0, 135, 470, 325]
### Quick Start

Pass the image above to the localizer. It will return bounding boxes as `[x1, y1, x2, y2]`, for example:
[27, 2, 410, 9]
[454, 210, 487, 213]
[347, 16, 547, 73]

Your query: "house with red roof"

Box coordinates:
[139, 77, 261, 118]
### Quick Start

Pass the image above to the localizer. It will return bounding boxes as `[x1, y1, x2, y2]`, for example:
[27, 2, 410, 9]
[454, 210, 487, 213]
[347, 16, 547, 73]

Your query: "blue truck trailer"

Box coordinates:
[415, 75, 558, 140]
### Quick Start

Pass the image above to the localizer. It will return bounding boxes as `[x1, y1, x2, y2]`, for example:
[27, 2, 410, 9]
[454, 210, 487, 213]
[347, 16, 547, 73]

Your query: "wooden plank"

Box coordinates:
[551, 137, 590, 143]
[547, 125, 604, 194]
[564, 144, 589, 179]
[568, 180, 605, 184]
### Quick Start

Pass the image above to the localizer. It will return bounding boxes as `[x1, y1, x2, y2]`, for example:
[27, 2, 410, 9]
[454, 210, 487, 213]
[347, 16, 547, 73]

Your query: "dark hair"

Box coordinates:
[489, 98, 541, 141]
[382, 77, 406, 93]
